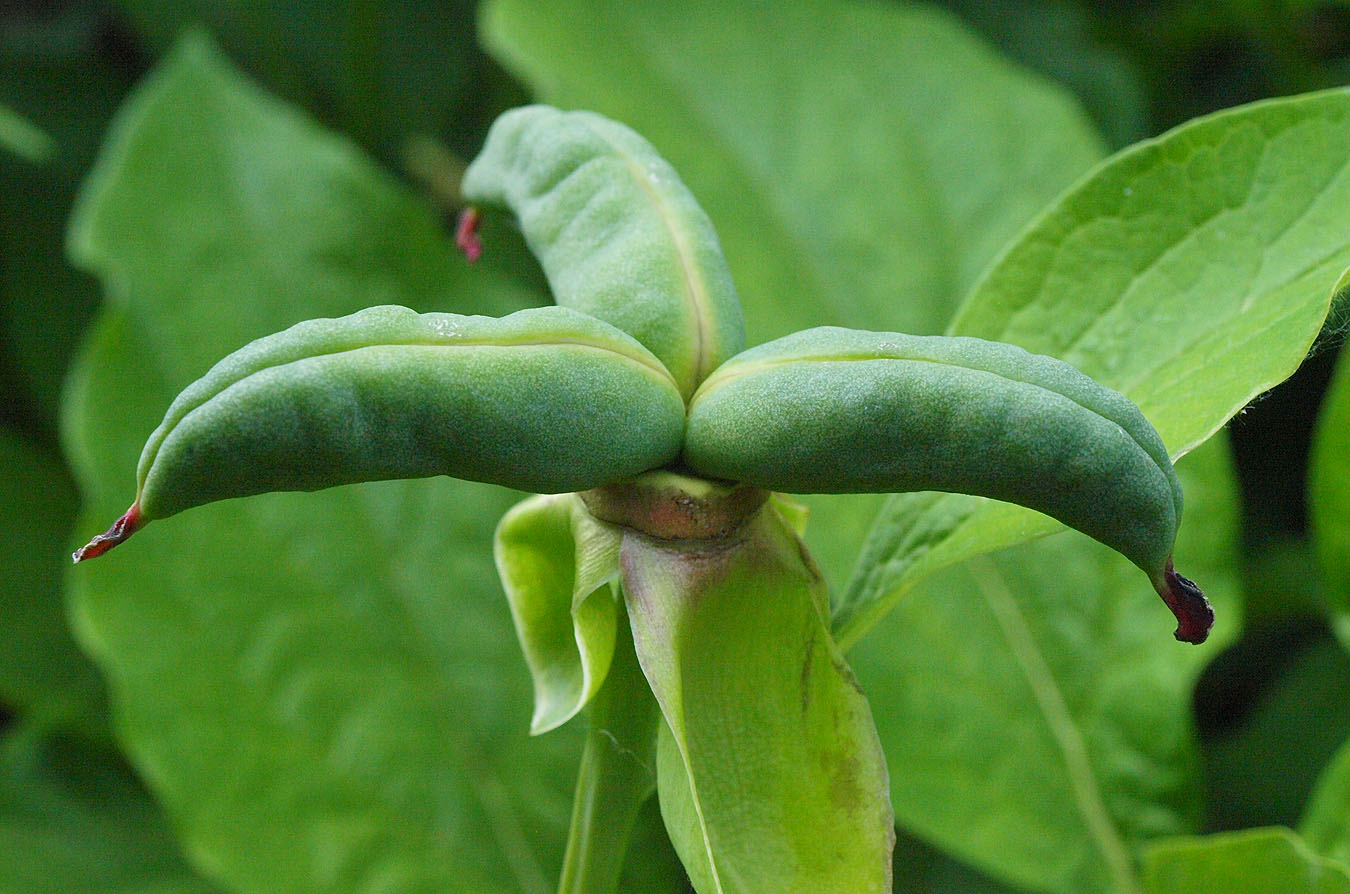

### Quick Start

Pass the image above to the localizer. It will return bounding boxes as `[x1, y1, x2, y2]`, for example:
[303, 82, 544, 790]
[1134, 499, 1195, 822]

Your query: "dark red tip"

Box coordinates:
[1157, 559, 1213, 644]
[72, 503, 144, 564]
[455, 206, 482, 263]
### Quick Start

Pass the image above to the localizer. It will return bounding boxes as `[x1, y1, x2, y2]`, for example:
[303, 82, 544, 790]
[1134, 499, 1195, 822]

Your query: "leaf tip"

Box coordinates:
[73, 503, 144, 564]
[1157, 559, 1213, 644]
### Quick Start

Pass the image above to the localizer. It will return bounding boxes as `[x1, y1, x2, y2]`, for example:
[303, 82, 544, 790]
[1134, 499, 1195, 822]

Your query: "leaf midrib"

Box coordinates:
[968, 554, 1139, 894]
[692, 350, 1167, 486]
[139, 337, 678, 489]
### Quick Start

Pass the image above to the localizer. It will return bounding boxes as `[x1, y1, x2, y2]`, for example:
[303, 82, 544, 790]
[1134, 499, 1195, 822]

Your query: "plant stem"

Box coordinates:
[557, 607, 660, 894]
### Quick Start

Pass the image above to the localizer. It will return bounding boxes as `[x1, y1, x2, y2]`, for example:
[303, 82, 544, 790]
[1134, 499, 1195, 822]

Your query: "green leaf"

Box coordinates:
[0, 428, 106, 735]
[65, 31, 541, 390]
[0, 727, 220, 893]
[112, 0, 490, 162]
[891, 827, 1021, 893]
[64, 35, 576, 893]
[849, 437, 1242, 893]
[1239, 538, 1328, 631]
[622, 507, 893, 894]
[480, 0, 1103, 342]
[0, 101, 53, 163]
[936, 0, 1150, 149]
[1311, 317, 1350, 640]
[478, 0, 1106, 597]
[839, 89, 1350, 645]
[495, 493, 622, 734]
[1303, 732, 1350, 868]
[1143, 827, 1350, 894]
[615, 794, 693, 893]
[0, 22, 128, 427]
[1206, 632, 1350, 833]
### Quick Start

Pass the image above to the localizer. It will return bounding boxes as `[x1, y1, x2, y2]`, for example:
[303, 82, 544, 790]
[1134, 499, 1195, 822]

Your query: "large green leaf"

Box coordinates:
[1143, 827, 1350, 894]
[935, 0, 1149, 149]
[0, 428, 105, 735]
[839, 90, 1350, 644]
[480, 0, 1103, 343]
[850, 437, 1242, 893]
[478, 0, 1106, 594]
[1311, 333, 1350, 640]
[0, 727, 221, 893]
[64, 35, 578, 893]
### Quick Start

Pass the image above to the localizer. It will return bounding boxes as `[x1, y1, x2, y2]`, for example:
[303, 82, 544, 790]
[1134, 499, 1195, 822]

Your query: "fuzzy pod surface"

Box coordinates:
[461, 105, 746, 400]
[683, 326, 1182, 582]
[127, 304, 685, 521]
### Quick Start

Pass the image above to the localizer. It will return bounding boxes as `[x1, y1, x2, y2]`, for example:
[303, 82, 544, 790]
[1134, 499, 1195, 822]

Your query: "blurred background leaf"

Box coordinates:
[1143, 826, 1350, 893]
[1311, 328, 1350, 641]
[63, 35, 586, 892]
[1302, 728, 1350, 868]
[0, 103, 54, 163]
[109, 0, 518, 164]
[1201, 628, 1350, 834]
[0, 2, 133, 432]
[932, 0, 1149, 149]
[0, 725, 220, 892]
[482, 0, 1104, 343]
[0, 428, 106, 739]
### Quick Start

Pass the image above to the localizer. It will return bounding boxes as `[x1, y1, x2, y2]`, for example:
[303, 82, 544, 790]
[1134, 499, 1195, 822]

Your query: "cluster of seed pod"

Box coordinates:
[74, 105, 1210, 644]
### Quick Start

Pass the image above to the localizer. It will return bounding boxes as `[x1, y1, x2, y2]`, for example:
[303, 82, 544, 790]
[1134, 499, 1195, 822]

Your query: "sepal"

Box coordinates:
[494, 493, 624, 734]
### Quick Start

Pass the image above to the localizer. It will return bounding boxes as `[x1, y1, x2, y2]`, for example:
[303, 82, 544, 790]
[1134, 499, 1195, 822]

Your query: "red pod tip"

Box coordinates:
[455, 206, 482, 263]
[72, 503, 144, 564]
[1156, 559, 1213, 644]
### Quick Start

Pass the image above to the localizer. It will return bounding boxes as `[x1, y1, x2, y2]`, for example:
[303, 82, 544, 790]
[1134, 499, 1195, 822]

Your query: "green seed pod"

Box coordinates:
[683, 326, 1211, 643]
[74, 305, 685, 561]
[461, 105, 745, 400]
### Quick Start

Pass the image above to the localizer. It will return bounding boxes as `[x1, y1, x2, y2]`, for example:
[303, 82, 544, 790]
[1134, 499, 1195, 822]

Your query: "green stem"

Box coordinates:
[557, 607, 661, 894]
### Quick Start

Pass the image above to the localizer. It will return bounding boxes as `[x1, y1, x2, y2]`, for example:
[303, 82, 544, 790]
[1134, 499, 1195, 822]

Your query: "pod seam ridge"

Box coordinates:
[693, 353, 1173, 486]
